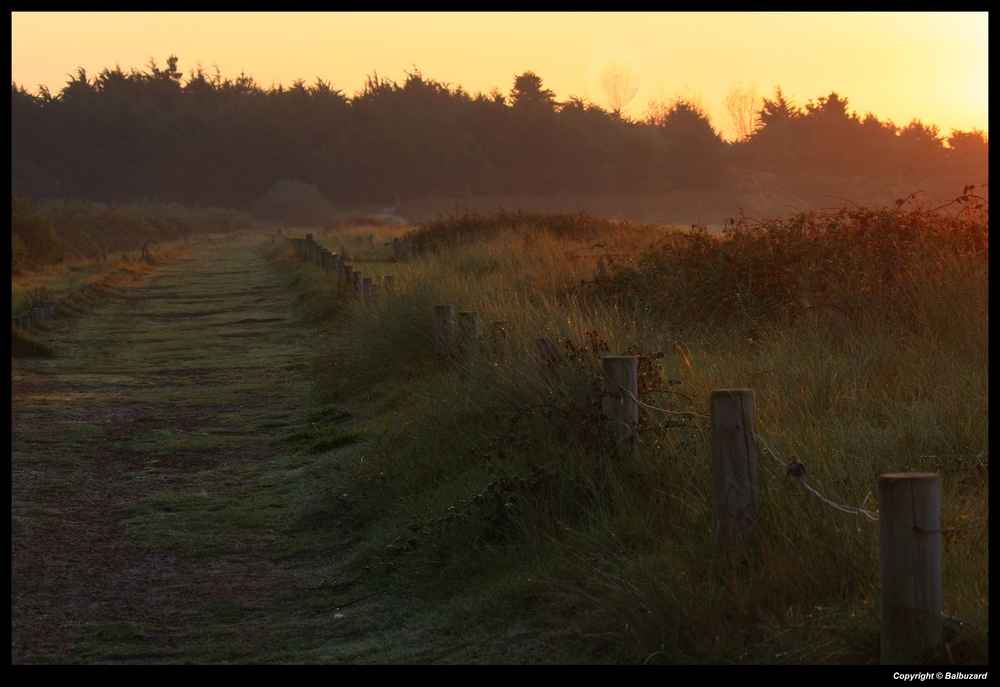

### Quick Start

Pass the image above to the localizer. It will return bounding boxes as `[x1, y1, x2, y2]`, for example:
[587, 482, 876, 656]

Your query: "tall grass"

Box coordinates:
[281, 197, 988, 664]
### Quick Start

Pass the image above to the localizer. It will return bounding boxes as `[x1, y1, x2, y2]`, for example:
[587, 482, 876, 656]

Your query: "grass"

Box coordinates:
[11, 244, 168, 316]
[12, 194, 987, 663]
[12, 236, 355, 663]
[70, 621, 181, 662]
[277, 196, 988, 664]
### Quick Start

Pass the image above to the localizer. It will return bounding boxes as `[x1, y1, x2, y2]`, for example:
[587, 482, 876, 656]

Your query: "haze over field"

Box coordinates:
[11, 12, 988, 140]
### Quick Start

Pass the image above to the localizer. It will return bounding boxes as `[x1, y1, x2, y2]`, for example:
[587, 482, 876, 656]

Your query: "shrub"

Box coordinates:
[606, 190, 989, 336]
[11, 192, 62, 267]
[11, 233, 28, 274]
[251, 179, 337, 228]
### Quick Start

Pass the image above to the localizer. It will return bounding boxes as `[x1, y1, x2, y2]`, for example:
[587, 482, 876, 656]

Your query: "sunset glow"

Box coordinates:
[11, 11, 988, 141]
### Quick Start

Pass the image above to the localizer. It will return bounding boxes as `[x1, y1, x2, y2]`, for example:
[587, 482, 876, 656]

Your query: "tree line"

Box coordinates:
[11, 55, 988, 212]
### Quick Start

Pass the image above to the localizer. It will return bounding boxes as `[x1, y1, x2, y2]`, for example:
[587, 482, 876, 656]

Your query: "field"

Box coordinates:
[11, 193, 989, 663]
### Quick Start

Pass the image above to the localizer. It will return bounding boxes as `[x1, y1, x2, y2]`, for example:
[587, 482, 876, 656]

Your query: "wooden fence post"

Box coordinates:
[458, 311, 479, 378]
[879, 472, 942, 665]
[602, 355, 638, 444]
[435, 305, 455, 361]
[710, 389, 759, 557]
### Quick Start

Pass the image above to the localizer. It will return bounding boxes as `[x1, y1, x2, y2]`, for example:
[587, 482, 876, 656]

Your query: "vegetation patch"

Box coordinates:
[282, 197, 987, 664]
[13, 192, 988, 663]
[71, 621, 178, 661]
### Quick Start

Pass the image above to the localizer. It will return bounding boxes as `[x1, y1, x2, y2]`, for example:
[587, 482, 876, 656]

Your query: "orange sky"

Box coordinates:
[11, 12, 989, 141]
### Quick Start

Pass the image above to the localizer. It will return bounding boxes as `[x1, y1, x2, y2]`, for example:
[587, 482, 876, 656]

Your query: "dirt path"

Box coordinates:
[12, 238, 322, 663]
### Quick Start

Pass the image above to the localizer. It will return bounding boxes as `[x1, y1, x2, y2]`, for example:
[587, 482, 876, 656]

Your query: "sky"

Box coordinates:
[11, 11, 989, 141]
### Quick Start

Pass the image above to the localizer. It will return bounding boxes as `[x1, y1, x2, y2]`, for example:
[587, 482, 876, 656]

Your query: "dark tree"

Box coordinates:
[648, 98, 727, 190]
[756, 86, 801, 131]
[510, 71, 556, 111]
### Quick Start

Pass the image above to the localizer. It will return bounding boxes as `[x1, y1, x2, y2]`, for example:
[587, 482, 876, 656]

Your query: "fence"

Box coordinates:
[283, 232, 398, 300]
[12, 285, 96, 335]
[706, 390, 954, 664]
[282, 230, 986, 664]
[12, 239, 168, 338]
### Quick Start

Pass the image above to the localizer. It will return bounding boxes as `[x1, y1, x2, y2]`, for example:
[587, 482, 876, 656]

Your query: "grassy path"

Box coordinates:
[12, 237, 331, 663]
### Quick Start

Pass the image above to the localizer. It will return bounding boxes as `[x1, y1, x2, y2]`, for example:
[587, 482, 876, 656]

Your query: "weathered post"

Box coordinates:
[710, 389, 759, 557]
[303, 234, 314, 266]
[602, 356, 638, 444]
[434, 305, 455, 362]
[362, 277, 373, 301]
[458, 311, 479, 379]
[879, 472, 942, 665]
